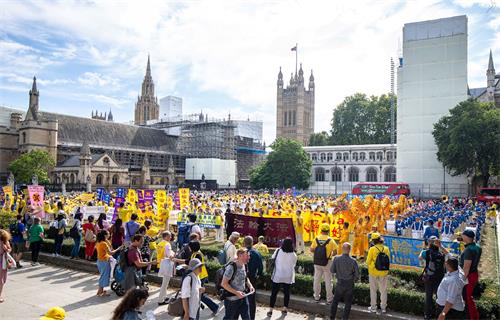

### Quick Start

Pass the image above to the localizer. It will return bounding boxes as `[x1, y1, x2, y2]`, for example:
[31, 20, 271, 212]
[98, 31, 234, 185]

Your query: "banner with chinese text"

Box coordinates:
[178, 188, 190, 209]
[28, 185, 45, 217]
[177, 212, 217, 228]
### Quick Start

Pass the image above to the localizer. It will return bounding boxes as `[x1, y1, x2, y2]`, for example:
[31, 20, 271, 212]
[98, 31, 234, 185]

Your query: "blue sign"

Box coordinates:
[383, 235, 460, 267]
[96, 188, 105, 201]
[116, 188, 126, 199]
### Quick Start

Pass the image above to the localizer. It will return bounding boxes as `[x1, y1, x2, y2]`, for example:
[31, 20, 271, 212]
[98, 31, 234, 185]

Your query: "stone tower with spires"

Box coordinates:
[276, 63, 315, 145]
[134, 55, 159, 125]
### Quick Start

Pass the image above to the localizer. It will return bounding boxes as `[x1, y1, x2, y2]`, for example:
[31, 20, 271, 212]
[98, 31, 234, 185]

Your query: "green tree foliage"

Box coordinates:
[250, 138, 312, 189]
[8, 150, 55, 184]
[309, 131, 331, 146]
[433, 99, 500, 187]
[330, 93, 396, 145]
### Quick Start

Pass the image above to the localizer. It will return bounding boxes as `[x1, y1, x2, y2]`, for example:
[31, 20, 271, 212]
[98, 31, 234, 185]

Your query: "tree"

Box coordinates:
[330, 93, 396, 145]
[309, 131, 331, 146]
[250, 138, 312, 189]
[433, 99, 500, 187]
[8, 150, 55, 185]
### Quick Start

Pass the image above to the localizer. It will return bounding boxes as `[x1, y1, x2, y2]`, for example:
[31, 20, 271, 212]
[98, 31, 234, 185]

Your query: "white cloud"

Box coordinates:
[78, 72, 119, 88]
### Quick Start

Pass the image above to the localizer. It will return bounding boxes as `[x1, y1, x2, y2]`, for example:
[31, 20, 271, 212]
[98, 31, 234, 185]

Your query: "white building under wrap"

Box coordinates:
[397, 15, 469, 197]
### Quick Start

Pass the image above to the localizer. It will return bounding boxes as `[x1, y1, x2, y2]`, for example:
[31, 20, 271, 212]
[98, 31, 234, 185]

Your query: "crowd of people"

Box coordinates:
[0, 189, 496, 320]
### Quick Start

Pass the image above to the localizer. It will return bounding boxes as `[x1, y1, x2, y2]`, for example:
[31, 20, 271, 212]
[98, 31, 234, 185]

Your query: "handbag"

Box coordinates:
[167, 290, 184, 317]
[2, 253, 15, 270]
[84, 229, 96, 243]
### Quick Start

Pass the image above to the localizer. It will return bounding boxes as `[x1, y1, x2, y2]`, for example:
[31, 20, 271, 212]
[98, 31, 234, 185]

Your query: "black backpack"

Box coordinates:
[9, 222, 20, 237]
[313, 238, 331, 266]
[374, 246, 390, 271]
[424, 249, 445, 279]
[119, 247, 131, 270]
[69, 223, 80, 238]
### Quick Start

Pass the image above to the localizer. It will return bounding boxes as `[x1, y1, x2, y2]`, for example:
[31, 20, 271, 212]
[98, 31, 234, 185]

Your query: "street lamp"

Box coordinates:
[334, 160, 338, 197]
[31, 174, 38, 186]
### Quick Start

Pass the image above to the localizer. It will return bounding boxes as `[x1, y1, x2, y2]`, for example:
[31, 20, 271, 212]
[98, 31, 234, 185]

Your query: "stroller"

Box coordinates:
[111, 251, 149, 296]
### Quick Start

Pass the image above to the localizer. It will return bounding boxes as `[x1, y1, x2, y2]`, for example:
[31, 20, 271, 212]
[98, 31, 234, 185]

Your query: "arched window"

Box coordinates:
[320, 153, 326, 162]
[160, 178, 165, 185]
[352, 152, 358, 161]
[386, 151, 393, 161]
[112, 174, 119, 185]
[327, 153, 333, 161]
[96, 174, 103, 185]
[311, 153, 317, 161]
[331, 167, 342, 182]
[369, 152, 375, 161]
[376, 151, 383, 161]
[132, 178, 137, 186]
[62, 174, 68, 184]
[284, 112, 288, 127]
[366, 167, 378, 182]
[348, 167, 359, 182]
[22, 132, 26, 144]
[343, 152, 349, 161]
[394, 151, 397, 159]
[69, 174, 75, 184]
[359, 152, 366, 161]
[384, 167, 396, 182]
[315, 167, 325, 182]
[336, 153, 342, 161]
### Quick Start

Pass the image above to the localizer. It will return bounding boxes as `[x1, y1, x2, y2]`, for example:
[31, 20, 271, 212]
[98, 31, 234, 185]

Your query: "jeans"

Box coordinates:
[369, 275, 388, 310]
[201, 278, 219, 313]
[464, 272, 479, 320]
[223, 297, 250, 320]
[31, 241, 42, 262]
[331, 279, 354, 320]
[96, 260, 111, 288]
[54, 234, 64, 255]
[424, 278, 441, 318]
[269, 282, 291, 308]
[71, 236, 81, 258]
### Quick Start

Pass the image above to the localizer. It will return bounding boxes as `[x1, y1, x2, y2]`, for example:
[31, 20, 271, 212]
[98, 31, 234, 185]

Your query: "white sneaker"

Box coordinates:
[381, 309, 387, 314]
[368, 306, 377, 313]
[52, 253, 56, 257]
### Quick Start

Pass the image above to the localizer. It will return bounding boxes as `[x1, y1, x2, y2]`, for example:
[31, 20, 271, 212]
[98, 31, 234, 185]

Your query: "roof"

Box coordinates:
[469, 87, 486, 98]
[60, 154, 102, 167]
[0, 106, 25, 127]
[39, 112, 178, 151]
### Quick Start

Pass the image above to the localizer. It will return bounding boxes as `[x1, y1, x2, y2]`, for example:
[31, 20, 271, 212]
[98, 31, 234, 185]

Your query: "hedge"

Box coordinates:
[25, 239, 499, 319]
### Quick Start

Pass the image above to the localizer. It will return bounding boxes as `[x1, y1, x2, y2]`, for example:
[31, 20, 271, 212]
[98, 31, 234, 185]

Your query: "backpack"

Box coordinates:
[84, 228, 96, 243]
[177, 223, 193, 248]
[48, 225, 58, 239]
[168, 271, 193, 317]
[424, 249, 445, 279]
[313, 238, 331, 266]
[119, 247, 131, 270]
[69, 222, 80, 238]
[217, 242, 231, 265]
[215, 262, 246, 300]
[9, 222, 20, 237]
[374, 246, 390, 271]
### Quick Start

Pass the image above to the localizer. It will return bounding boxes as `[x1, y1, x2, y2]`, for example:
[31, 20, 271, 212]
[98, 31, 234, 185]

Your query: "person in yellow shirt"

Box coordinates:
[362, 216, 372, 255]
[366, 232, 390, 313]
[294, 210, 305, 254]
[310, 223, 338, 303]
[352, 217, 365, 259]
[214, 210, 224, 242]
[253, 236, 269, 256]
[337, 221, 351, 255]
[157, 231, 173, 305]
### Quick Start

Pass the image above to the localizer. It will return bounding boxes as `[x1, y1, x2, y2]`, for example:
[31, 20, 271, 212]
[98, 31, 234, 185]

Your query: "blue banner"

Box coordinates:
[96, 187, 105, 201]
[383, 235, 460, 267]
[116, 188, 126, 199]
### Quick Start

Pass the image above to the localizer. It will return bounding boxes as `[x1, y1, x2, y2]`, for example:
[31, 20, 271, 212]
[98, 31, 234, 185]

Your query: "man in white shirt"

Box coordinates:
[436, 257, 466, 320]
[181, 258, 204, 320]
[224, 232, 240, 264]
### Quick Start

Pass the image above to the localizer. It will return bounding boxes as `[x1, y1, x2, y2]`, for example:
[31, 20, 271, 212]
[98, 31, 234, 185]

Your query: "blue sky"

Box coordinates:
[0, 0, 498, 143]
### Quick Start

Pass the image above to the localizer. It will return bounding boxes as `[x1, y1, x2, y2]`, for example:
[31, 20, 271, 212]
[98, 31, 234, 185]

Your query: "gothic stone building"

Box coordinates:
[276, 63, 315, 146]
[134, 55, 159, 125]
[469, 50, 500, 107]
[0, 77, 183, 189]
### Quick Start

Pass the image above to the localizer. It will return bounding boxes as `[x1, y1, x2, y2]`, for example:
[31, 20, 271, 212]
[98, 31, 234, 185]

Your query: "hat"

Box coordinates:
[371, 232, 381, 240]
[428, 236, 439, 241]
[188, 258, 204, 271]
[320, 223, 330, 232]
[230, 231, 240, 238]
[462, 229, 475, 239]
[39, 307, 66, 320]
[371, 232, 380, 240]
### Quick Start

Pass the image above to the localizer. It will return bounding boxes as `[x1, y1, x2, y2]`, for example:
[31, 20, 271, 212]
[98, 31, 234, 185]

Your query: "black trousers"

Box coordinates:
[270, 282, 290, 308]
[331, 279, 354, 320]
[424, 278, 440, 318]
[248, 276, 257, 319]
[435, 305, 465, 320]
[31, 241, 42, 262]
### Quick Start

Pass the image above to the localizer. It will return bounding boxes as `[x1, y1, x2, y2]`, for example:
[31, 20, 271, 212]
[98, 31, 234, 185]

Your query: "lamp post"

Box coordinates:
[31, 174, 38, 186]
[192, 166, 195, 181]
[334, 160, 338, 197]
[86, 175, 91, 192]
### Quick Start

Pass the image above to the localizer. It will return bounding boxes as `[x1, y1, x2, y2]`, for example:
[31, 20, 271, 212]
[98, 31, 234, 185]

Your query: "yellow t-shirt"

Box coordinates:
[311, 234, 337, 259]
[253, 242, 269, 255]
[294, 216, 304, 234]
[366, 244, 390, 276]
[95, 241, 111, 261]
[156, 240, 171, 267]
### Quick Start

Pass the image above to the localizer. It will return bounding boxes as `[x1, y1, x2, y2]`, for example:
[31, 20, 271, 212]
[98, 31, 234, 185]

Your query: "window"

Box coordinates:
[352, 152, 358, 161]
[394, 151, 397, 159]
[376, 152, 383, 161]
[22, 132, 26, 144]
[284, 112, 288, 127]
[289, 111, 293, 126]
[331, 167, 342, 182]
[359, 152, 366, 161]
[386, 151, 393, 161]
[96, 174, 103, 185]
[343, 152, 349, 161]
[348, 167, 359, 182]
[132, 178, 138, 186]
[315, 167, 325, 181]
[312, 153, 317, 161]
[327, 153, 333, 161]
[384, 167, 396, 182]
[69, 174, 75, 184]
[112, 174, 119, 185]
[366, 168, 378, 182]
[103, 157, 110, 165]
[292, 110, 296, 126]
[320, 153, 326, 161]
[369, 152, 375, 161]
[336, 153, 342, 161]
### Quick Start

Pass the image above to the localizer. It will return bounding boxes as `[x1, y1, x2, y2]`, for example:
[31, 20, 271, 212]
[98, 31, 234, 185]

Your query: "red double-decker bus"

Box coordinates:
[352, 182, 411, 196]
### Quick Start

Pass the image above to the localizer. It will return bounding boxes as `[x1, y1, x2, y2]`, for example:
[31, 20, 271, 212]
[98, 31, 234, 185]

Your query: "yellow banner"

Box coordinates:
[179, 188, 190, 209]
[2, 186, 13, 208]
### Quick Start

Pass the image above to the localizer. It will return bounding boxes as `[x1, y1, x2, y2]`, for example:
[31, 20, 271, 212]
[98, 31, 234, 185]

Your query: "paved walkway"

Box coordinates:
[0, 262, 321, 320]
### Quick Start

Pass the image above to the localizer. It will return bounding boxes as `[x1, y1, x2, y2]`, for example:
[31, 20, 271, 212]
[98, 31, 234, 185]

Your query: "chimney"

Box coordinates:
[10, 113, 22, 129]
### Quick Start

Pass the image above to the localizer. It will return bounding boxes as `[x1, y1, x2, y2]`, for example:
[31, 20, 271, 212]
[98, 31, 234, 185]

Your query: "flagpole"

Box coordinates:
[295, 43, 298, 76]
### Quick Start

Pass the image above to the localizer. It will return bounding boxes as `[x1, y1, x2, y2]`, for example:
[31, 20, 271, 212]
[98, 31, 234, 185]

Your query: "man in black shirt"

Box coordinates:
[330, 242, 359, 320]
